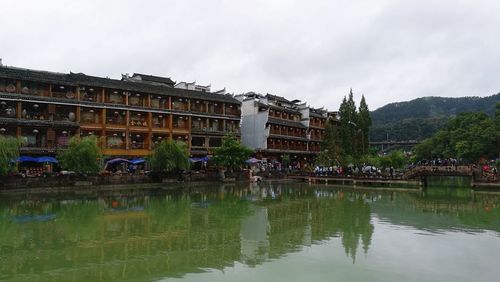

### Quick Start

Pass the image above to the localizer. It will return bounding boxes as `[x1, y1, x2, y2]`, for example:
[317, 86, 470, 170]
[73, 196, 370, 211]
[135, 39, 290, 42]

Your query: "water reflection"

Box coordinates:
[0, 183, 499, 281]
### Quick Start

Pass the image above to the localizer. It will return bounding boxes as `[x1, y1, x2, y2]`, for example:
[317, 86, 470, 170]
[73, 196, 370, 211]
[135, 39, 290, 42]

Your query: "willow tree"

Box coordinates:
[149, 140, 190, 175]
[0, 137, 20, 177]
[58, 136, 102, 174]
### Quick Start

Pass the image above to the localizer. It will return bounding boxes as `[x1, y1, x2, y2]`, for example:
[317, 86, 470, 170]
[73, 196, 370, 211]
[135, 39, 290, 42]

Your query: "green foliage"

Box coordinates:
[213, 133, 253, 171]
[0, 137, 20, 176]
[414, 112, 498, 161]
[58, 136, 102, 173]
[362, 150, 407, 168]
[337, 89, 372, 163]
[370, 94, 499, 142]
[357, 95, 371, 155]
[388, 150, 406, 168]
[281, 154, 291, 167]
[339, 89, 359, 157]
[149, 140, 190, 174]
[318, 121, 343, 165]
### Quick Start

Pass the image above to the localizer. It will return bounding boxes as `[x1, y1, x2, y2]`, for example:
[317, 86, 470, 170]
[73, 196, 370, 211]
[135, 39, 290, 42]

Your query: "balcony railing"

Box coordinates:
[52, 91, 77, 100]
[173, 123, 189, 130]
[130, 142, 147, 149]
[129, 119, 148, 127]
[106, 117, 126, 126]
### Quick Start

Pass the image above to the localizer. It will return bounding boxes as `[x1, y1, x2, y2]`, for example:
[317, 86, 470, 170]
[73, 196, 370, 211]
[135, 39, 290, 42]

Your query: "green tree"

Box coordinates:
[357, 95, 371, 156]
[414, 112, 497, 161]
[281, 154, 291, 168]
[339, 96, 351, 157]
[213, 133, 253, 171]
[58, 136, 102, 173]
[0, 137, 20, 177]
[318, 120, 343, 165]
[388, 150, 406, 168]
[148, 140, 190, 174]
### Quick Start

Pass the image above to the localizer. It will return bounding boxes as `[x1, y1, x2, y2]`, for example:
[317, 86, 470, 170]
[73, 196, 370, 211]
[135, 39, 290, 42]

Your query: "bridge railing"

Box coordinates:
[404, 165, 474, 179]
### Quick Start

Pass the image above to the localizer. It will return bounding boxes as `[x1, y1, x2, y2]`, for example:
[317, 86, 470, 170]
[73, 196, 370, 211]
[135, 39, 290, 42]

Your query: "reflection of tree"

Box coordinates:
[372, 190, 500, 233]
[263, 190, 374, 264]
[312, 193, 373, 263]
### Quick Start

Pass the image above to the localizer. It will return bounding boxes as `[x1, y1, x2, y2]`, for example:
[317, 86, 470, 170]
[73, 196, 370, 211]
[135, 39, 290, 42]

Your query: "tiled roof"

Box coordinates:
[268, 104, 300, 114]
[309, 111, 327, 118]
[132, 73, 175, 86]
[0, 66, 240, 104]
[266, 93, 292, 104]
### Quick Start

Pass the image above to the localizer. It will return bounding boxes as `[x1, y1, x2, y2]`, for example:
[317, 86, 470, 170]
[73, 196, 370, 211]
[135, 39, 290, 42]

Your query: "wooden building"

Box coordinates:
[0, 65, 241, 159]
[236, 93, 333, 166]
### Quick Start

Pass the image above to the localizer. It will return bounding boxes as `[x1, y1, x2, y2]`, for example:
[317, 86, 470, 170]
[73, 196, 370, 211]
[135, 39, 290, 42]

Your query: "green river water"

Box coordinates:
[0, 180, 499, 282]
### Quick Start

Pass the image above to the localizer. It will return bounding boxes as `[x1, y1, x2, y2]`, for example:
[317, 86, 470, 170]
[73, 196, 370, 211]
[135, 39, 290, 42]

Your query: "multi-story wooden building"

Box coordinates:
[237, 93, 332, 166]
[0, 65, 241, 159]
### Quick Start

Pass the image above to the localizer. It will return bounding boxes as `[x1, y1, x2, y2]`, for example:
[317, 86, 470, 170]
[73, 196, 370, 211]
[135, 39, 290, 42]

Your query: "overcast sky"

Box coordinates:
[1, 0, 499, 110]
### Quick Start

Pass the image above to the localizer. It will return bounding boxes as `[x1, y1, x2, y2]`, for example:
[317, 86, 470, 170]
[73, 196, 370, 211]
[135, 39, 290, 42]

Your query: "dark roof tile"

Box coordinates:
[0, 66, 240, 105]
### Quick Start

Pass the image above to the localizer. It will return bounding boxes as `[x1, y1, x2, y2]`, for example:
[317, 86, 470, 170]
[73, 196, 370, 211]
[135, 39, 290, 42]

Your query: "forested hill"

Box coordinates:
[369, 93, 500, 142]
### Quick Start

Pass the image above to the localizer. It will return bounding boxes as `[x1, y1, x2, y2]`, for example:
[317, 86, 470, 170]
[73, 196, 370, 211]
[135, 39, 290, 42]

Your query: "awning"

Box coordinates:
[17, 156, 58, 163]
[36, 156, 58, 164]
[105, 158, 131, 166]
[17, 156, 39, 163]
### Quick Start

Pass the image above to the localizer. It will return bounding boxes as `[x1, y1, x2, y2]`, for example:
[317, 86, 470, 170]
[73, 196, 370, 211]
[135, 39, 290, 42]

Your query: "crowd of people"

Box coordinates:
[313, 165, 400, 178]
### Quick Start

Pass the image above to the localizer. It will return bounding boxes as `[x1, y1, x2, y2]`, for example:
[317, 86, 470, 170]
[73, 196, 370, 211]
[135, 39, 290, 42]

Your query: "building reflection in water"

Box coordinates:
[0, 183, 498, 281]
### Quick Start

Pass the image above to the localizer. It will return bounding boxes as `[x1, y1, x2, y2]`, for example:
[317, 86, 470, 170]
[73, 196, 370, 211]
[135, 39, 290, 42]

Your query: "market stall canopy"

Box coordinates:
[17, 156, 58, 163]
[17, 156, 38, 163]
[105, 158, 131, 166]
[36, 156, 58, 164]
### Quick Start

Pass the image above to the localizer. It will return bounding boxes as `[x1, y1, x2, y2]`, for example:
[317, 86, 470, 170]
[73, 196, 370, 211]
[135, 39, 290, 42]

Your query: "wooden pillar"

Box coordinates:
[168, 97, 172, 110]
[205, 101, 208, 113]
[48, 84, 53, 97]
[76, 86, 81, 100]
[125, 111, 130, 150]
[125, 92, 129, 105]
[147, 94, 151, 107]
[148, 112, 153, 150]
[101, 109, 106, 128]
[16, 81, 21, 93]
[16, 102, 22, 118]
[75, 106, 81, 136]
[101, 89, 106, 103]
[222, 103, 226, 115]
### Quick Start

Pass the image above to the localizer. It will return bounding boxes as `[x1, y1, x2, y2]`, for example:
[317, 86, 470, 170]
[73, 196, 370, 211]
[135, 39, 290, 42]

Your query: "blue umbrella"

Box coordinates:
[36, 156, 58, 164]
[105, 158, 131, 166]
[17, 156, 39, 163]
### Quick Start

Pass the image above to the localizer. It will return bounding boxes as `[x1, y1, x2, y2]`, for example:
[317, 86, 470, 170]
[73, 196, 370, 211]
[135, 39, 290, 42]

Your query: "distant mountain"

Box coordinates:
[369, 94, 500, 142]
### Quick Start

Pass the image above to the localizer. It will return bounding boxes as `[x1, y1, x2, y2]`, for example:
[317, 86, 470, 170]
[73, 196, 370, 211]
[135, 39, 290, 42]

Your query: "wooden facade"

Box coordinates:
[0, 66, 241, 157]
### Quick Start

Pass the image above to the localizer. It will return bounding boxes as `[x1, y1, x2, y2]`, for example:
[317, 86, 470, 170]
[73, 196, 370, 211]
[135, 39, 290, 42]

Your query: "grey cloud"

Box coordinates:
[1, 0, 499, 111]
